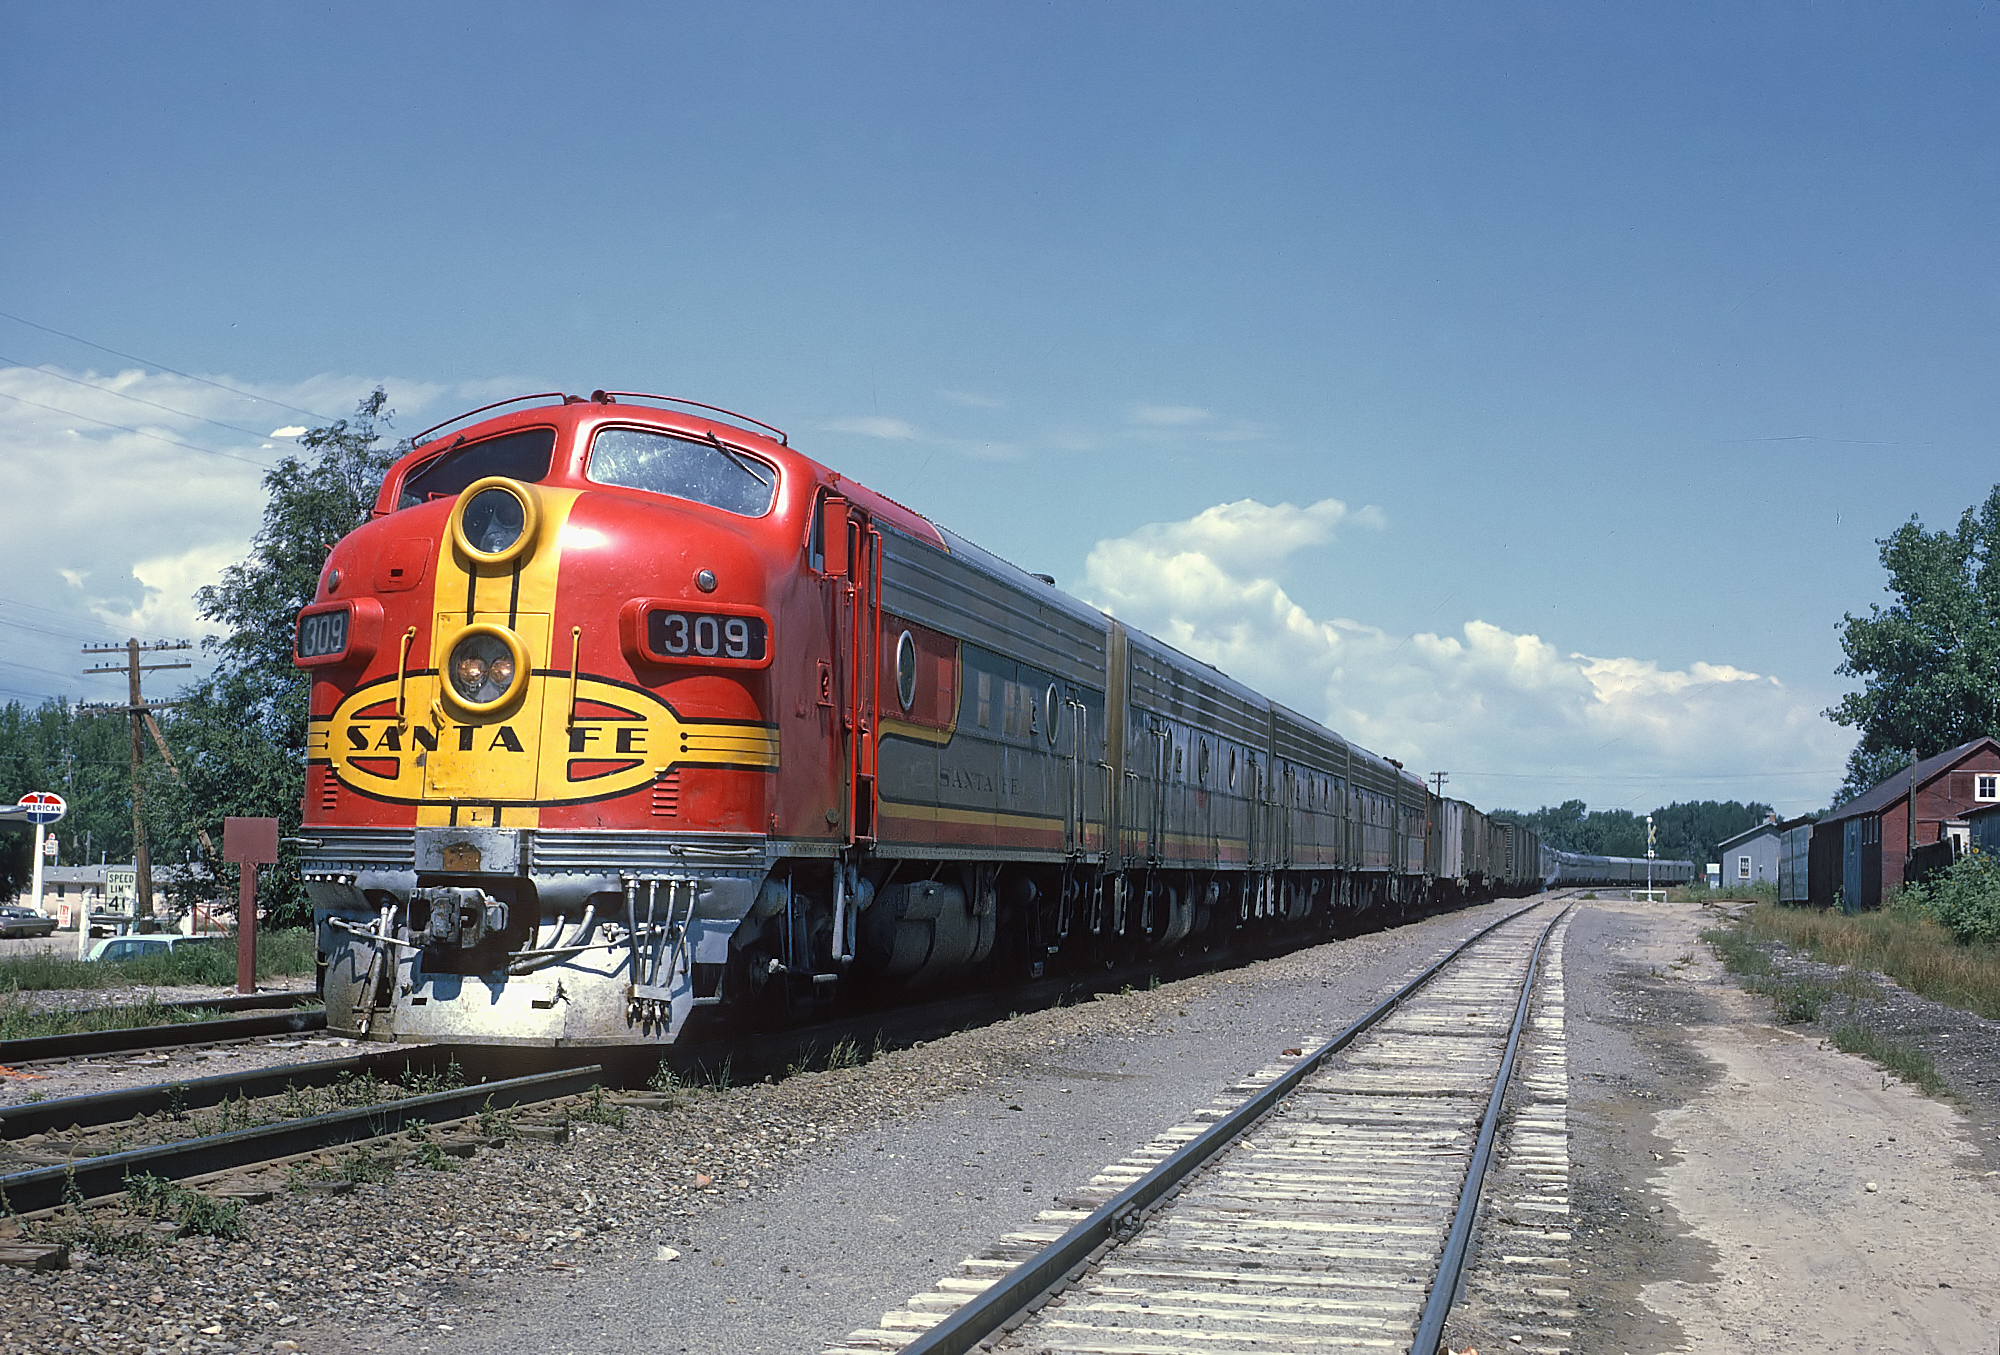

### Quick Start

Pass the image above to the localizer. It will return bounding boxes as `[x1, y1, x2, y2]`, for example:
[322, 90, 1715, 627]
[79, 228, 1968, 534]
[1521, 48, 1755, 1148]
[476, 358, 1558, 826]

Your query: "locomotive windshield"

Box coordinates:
[587, 426, 777, 517]
[397, 428, 556, 508]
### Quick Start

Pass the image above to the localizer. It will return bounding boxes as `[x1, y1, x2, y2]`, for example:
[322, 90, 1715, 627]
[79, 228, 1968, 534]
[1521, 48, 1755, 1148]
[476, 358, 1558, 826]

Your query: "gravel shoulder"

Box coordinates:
[1565, 898, 2000, 1353]
[0, 899, 1530, 1355]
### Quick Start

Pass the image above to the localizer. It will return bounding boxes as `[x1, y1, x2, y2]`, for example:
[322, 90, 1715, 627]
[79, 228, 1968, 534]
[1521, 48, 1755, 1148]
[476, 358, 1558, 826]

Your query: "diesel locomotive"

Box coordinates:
[295, 392, 1548, 1047]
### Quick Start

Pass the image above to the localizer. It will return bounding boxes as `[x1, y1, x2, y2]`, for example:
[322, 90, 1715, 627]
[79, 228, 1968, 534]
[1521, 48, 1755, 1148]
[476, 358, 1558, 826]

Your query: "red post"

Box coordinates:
[223, 817, 280, 995]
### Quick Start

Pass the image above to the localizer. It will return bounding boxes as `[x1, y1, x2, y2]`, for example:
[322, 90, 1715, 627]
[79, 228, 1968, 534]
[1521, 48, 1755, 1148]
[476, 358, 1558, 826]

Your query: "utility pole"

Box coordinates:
[1429, 771, 1449, 802]
[83, 639, 191, 919]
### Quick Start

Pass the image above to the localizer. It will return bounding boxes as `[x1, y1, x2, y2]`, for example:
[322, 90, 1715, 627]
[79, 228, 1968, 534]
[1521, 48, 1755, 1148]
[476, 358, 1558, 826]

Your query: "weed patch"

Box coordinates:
[0, 927, 317, 995]
[123, 1172, 244, 1238]
[1735, 902, 2000, 1021]
[1701, 925, 1773, 977]
[573, 1086, 628, 1128]
[1830, 1021, 1950, 1098]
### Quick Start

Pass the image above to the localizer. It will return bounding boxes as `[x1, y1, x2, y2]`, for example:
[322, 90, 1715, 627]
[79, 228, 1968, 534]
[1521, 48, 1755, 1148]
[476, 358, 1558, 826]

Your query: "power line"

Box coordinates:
[0, 656, 84, 681]
[0, 356, 295, 442]
[0, 388, 274, 469]
[0, 308, 336, 423]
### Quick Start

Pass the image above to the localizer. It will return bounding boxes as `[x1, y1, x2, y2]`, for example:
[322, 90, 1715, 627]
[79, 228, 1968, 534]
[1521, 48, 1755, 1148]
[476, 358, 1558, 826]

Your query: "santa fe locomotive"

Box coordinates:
[295, 392, 1550, 1047]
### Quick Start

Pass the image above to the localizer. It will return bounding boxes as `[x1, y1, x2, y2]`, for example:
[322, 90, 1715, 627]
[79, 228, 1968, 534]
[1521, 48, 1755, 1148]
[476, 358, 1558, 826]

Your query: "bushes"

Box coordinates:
[1897, 851, 2000, 945]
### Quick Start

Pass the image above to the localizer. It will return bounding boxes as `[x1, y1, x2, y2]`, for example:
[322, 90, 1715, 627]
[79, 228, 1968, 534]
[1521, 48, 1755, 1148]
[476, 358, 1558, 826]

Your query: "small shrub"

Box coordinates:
[1899, 851, 2000, 945]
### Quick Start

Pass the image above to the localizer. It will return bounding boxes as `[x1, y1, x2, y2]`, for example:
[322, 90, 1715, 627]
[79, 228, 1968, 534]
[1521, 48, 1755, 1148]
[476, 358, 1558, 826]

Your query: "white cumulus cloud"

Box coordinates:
[824, 415, 919, 440]
[1082, 499, 1852, 814]
[0, 364, 454, 703]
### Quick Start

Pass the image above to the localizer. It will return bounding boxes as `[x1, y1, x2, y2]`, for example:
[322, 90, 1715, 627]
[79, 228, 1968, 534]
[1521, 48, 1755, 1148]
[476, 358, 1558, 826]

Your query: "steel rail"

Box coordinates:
[0, 1063, 606, 1214]
[1408, 903, 1570, 1355]
[60, 990, 317, 1018]
[0, 1048, 425, 1140]
[0, 1006, 326, 1065]
[896, 898, 1555, 1355]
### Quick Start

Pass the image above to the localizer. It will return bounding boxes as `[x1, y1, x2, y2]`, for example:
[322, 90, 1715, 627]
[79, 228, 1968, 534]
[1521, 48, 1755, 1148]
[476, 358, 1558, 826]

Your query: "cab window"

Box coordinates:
[398, 428, 557, 508]
[587, 427, 777, 517]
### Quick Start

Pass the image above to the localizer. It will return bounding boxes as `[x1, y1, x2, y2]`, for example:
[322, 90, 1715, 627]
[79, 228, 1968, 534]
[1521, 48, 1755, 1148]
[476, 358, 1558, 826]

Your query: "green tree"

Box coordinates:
[1492, 797, 1774, 866]
[0, 700, 139, 897]
[152, 390, 400, 925]
[1649, 799, 1778, 868]
[1827, 485, 2000, 804]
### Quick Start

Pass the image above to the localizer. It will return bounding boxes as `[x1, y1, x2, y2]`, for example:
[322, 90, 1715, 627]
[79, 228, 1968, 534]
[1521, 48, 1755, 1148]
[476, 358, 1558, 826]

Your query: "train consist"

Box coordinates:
[293, 392, 1657, 1047]
[1546, 850, 1695, 889]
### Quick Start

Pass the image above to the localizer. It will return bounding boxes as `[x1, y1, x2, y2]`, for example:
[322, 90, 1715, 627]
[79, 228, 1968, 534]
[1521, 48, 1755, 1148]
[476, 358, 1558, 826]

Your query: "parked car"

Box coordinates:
[0, 906, 58, 939]
[85, 933, 222, 963]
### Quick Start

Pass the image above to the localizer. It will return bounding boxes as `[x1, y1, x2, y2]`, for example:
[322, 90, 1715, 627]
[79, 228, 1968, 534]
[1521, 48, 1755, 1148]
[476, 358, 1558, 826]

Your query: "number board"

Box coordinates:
[644, 608, 769, 665]
[296, 606, 350, 660]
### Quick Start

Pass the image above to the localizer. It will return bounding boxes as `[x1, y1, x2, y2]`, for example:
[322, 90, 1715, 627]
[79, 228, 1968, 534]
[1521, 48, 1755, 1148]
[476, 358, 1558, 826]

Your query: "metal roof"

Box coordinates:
[1816, 736, 2000, 825]
[1715, 821, 1783, 852]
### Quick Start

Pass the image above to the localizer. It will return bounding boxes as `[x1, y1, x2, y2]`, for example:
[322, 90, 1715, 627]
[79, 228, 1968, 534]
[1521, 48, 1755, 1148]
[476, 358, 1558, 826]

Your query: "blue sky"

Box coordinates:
[3, 2, 1996, 816]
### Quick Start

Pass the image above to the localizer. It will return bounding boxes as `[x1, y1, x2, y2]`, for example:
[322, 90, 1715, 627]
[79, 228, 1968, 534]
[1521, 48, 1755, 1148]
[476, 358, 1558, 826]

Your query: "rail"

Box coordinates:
[896, 897, 1563, 1355]
[0, 1004, 326, 1065]
[0, 1063, 607, 1214]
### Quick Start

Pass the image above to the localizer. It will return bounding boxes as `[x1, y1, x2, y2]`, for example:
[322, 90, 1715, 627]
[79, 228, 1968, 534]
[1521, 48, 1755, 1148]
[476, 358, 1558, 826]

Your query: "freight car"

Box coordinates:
[295, 392, 1546, 1047]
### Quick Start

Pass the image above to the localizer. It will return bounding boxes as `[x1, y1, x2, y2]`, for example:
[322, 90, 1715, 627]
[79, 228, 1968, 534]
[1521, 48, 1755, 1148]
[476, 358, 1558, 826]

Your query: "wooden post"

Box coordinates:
[223, 817, 279, 995]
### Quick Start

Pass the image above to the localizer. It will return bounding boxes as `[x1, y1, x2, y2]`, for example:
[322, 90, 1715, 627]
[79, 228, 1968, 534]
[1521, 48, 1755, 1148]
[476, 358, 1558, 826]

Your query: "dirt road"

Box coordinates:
[1562, 898, 2000, 1354]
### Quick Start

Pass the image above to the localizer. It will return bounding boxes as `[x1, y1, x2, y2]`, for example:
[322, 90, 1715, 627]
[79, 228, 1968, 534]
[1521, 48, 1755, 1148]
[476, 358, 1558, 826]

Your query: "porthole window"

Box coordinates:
[895, 631, 917, 710]
[1198, 740, 1210, 785]
[1228, 748, 1238, 790]
[1045, 684, 1060, 746]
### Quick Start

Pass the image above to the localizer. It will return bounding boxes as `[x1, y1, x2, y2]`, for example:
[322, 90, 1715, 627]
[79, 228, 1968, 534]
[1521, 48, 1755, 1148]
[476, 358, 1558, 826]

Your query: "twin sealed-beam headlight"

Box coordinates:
[442, 624, 529, 713]
[450, 477, 540, 566]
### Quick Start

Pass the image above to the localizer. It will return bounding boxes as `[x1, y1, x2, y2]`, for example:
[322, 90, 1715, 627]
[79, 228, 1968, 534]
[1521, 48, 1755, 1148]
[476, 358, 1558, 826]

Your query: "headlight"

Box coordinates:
[450, 477, 540, 566]
[442, 625, 528, 712]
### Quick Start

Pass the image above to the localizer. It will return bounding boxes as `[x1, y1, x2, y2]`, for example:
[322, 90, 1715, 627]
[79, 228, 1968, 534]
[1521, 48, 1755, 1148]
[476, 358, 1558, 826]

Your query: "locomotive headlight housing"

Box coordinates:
[451, 477, 541, 566]
[441, 624, 529, 714]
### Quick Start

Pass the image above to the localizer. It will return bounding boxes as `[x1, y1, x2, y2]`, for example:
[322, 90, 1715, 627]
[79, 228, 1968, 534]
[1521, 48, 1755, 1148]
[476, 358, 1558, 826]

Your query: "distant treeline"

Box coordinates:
[1489, 799, 1777, 869]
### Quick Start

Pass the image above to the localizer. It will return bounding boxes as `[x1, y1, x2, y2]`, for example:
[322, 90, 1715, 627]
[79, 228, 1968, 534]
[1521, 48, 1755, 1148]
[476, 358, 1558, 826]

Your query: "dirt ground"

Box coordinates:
[1564, 898, 2000, 1354]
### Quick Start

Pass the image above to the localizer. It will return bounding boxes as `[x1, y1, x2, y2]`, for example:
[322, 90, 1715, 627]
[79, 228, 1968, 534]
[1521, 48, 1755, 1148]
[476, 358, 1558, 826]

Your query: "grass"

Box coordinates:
[1703, 905, 1967, 1099]
[0, 926, 317, 995]
[0, 993, 230, 1041]
[1831, 1020, 1950, 1098]
[1731, 901, 2000, 1021]
[1668, 880, 1780, 904]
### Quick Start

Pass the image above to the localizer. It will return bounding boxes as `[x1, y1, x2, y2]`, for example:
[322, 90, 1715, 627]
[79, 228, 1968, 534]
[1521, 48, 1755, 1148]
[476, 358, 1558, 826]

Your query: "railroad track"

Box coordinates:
[831, 896, 1572, 1355]
[0, 991, 325, 1066]
[0, 1048, 612, 1216]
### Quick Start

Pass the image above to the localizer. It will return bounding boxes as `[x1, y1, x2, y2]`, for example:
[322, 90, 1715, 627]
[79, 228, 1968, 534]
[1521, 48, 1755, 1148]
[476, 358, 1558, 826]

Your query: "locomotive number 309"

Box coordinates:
[646, 609, 768, 662]
[297, 608, 349, 659]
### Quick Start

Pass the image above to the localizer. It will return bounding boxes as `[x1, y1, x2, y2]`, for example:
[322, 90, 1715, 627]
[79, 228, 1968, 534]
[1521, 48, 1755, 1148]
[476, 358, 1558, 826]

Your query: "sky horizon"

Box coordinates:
[5, 3, 1995, 817]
